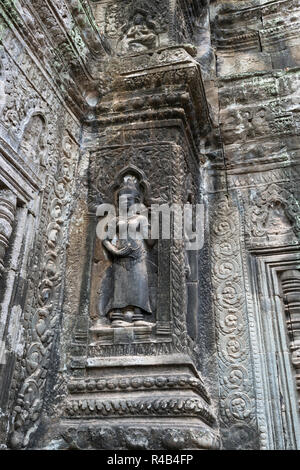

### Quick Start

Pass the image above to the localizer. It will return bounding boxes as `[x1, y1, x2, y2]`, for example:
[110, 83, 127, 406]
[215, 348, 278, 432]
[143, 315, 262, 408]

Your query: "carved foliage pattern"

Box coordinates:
[64, 397, 215, 425]
[89, 145, 172, 207]
[9, 132, 79, 449]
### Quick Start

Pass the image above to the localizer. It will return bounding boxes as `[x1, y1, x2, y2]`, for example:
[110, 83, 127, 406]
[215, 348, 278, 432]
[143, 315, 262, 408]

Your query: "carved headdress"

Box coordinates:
[121, 1, 158, 35]
[117, 174, 142, 201]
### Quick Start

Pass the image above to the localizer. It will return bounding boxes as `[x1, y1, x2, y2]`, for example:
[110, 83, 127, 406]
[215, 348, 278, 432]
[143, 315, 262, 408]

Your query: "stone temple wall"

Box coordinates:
[0, 0, 299, 450]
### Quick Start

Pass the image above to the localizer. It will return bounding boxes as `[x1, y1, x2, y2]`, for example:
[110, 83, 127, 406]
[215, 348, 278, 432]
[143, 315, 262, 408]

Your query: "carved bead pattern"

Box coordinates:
[67, 374, 210, 403]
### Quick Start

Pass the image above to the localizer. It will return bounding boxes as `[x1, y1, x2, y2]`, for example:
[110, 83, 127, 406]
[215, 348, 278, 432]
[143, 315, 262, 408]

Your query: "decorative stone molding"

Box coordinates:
[64, 397, 216, 424]
[67, 373, 210, 400]
[244, 252, 300, 449]
[0, 0, 108, 119]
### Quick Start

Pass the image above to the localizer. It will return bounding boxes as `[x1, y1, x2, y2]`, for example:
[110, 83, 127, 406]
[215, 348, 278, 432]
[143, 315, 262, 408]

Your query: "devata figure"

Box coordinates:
[116, 7, 158, 54]
[98, 174, 155, 327]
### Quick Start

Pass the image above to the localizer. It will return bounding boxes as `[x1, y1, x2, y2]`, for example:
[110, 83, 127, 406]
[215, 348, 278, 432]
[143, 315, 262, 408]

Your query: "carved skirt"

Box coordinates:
[99, 249, 152, 316]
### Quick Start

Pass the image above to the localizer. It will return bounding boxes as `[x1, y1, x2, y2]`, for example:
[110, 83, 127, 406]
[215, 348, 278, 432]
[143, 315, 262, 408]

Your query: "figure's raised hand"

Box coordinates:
[103, 239, 133, 257]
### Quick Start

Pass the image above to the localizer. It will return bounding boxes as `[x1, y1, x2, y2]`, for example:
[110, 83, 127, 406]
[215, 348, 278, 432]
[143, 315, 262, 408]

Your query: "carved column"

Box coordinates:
[280, 270, 300, 412]
[0, 189, 17, 277]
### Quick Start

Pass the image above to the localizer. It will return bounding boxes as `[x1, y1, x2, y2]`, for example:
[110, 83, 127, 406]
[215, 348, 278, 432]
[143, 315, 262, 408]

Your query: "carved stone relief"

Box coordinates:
[210, 194, 258, 449]
[97, 172, 156, 328]
[116, 7, 160, 54]
[90, 0, 202, 54]
[19, 114, 47, 167]
[87, 143, 188, 357]
[246, 183, 300, 248]
[93, 0, 168, 52]
[0, 0, 299, 452]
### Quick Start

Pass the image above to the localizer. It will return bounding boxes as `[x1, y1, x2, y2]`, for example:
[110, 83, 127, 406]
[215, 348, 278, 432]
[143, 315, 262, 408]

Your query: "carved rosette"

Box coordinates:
[0, 189, 17, 276]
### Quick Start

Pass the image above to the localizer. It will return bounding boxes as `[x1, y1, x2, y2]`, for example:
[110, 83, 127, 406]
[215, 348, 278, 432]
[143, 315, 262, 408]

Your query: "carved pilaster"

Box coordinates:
[280, 270, 300, 412]
[0, 189, 17, 277]
[56, 40, 219, 451]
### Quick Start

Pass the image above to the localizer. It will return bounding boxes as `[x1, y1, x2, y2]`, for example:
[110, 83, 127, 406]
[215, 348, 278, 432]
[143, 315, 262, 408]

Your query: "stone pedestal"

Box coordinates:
[60, 354, 218, 449]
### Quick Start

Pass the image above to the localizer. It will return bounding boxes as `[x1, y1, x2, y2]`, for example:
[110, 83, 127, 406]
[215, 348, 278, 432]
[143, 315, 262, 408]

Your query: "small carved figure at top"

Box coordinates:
[117, 7, 159, 54]
[98, 173, 156, 328]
